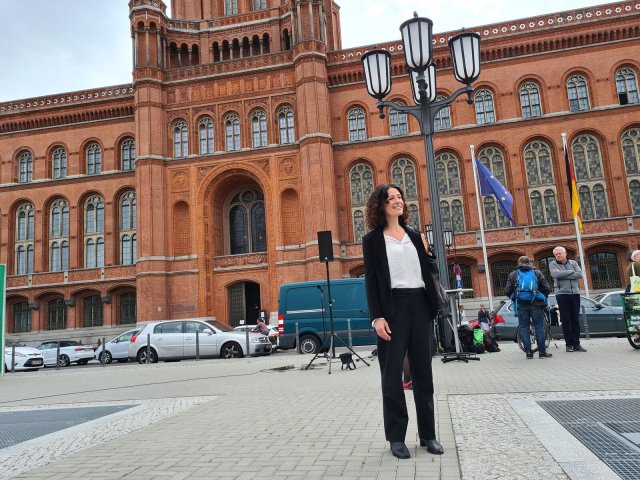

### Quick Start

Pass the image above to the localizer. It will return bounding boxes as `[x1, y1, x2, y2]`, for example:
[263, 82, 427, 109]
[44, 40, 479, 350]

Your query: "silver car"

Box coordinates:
[128, 319, 272, 363]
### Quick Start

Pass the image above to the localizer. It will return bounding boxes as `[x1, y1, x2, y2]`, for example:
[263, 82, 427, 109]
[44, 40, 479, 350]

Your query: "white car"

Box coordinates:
[128, 319, 272, 363]
[234, 324, 279, 348]
[3, 340, 45, 372]
[95, 329, 140, 364]
[35, 340, 95, 367]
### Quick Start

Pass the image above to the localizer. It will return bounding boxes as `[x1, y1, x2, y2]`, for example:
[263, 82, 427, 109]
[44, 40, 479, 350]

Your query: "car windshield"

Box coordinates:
[5, 340, 25, 348]
[594, 294, 605, 302]
[206, 320, 235, 332]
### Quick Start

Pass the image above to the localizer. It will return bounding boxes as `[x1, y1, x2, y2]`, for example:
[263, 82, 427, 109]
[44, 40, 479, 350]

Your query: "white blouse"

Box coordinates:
[384, 233, 425, 289]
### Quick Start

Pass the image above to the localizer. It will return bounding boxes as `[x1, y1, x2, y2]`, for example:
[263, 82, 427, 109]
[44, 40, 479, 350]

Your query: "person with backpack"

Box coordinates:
[505, 256, 552, 359]
[549, 246, 587, 353]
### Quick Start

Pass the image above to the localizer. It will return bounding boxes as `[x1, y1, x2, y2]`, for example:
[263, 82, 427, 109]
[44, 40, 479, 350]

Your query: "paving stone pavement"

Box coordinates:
[0, 337, 638, 479]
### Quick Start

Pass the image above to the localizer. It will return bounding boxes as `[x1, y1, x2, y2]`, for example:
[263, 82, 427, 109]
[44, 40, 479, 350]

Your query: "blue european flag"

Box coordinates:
[475, 157, 515, 226]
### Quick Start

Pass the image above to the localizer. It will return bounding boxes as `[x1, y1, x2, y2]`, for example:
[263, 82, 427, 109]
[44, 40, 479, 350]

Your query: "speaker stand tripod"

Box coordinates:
[441, 288, 480, 363]
[303, 260, 370, 374]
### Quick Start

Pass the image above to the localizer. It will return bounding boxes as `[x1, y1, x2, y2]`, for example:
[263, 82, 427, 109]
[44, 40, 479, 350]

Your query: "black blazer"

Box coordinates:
[362, 226, 441, 322]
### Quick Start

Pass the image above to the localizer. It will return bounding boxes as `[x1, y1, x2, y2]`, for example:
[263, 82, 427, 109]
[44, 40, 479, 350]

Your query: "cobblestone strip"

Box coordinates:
[0, 396, 216, 480]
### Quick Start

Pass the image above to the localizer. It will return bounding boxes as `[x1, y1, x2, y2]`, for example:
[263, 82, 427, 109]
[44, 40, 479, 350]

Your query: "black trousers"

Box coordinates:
[377, 288, 435, 442]
[556, 293, 582, 347]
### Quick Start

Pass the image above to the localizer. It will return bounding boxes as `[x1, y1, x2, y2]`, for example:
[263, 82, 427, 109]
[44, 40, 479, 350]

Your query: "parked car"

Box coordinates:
[234, 324, 279, 348]
[4, 340, 45, 372]
[35, 340, 95, 367]
[277, 278, 375, 354]
[493, 294, 626, 341]
[593, 290, 624, 309]
[128, 319, 272, 363]
[95, 329, 140, 364]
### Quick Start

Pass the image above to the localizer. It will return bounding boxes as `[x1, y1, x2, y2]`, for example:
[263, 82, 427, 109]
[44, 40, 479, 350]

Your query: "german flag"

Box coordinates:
[563, 137, 583, 232]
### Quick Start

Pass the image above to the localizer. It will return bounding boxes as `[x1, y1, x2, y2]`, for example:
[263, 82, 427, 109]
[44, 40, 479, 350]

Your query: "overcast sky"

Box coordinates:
[0, 0, 613, 102]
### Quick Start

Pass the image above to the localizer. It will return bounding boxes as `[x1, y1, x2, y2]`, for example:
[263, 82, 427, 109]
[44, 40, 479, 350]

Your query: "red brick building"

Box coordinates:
[1, 0, 639, 343]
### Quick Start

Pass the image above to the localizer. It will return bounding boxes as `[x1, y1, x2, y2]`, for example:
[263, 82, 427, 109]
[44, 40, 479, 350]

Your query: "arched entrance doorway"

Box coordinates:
[228, 281, 261, 327]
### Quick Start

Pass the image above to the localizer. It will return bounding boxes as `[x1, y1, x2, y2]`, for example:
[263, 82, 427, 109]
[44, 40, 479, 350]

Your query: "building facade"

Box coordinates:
[1, 0, 640, 343]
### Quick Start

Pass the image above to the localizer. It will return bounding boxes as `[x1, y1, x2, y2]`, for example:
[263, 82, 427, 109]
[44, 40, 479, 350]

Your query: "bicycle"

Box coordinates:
[516, 306, 558, 353]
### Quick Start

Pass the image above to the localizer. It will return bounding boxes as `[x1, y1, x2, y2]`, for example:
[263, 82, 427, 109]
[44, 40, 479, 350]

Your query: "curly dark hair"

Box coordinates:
[365, 183, 409, 230]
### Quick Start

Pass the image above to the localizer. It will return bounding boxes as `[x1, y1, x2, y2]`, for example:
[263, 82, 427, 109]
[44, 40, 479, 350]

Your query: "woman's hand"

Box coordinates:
[374, 318, 392, 341]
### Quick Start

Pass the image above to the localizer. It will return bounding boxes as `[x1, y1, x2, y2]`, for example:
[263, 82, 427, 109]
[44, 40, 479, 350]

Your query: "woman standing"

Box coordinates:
[362, 184, 444, 459]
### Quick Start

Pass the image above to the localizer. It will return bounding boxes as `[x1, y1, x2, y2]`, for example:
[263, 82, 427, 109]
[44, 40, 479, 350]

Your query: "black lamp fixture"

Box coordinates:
[426, 224, 453, 250]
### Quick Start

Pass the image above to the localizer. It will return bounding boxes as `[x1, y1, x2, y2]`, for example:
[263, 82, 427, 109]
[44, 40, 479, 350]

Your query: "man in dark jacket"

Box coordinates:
[505, 256, 552, 359]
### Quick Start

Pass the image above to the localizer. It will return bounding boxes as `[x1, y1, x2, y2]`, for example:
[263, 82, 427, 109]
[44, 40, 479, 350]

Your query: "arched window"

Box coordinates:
[537, 255, 557, 289]
[48, 299, 66, 330]
[391, 158, 420, 230]
[121, 138, 136, 171]
[519, 81, 542, 118]
[278, 106, 295, 144]
[588, 252, 621, 289]
[251, 110, 268, 148]
[630, 180, 640, 215]
[85, 196, 105, 268]
[50, 199, 69, 272]
[253, 0, 266, 10]
[83, 295, 103, 327]
[13, 302, 31, 333]
[491, 259, 518, 297]
[15, 203, 35, 275]
[474, 89, 495, 124]
[478, 147, 510, 229]
[347, 108, 366, 141]
[622, 128, 640, 175]
[225, 114, 241, 151]
[524, 141, 559, 225]
[349, 163, 374, 242]
[616, 67, 639, 105]
[173, 121, 188, 158]
[434, 95, 451, 131]
[571, 135, 608, 220]
[389, 104, 408, 136]
[566, 74, 590, 112]
[18, 151, 33, 183]
[52, 147, 67, 179]
[198, 117, 214, 154]
[86, 143, 102, 175]
[120, 191, 137, 265]
[578, 184, 609, 220]
[225, 0, 238, 15]
[436, 152, 464, 232]
[228, 189, 266, 254]
[120, 292, 137, 325]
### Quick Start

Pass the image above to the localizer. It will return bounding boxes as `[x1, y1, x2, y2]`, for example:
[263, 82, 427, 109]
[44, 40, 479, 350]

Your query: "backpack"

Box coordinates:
[472, 328, 485, 353]
[515, 269, 538, 302]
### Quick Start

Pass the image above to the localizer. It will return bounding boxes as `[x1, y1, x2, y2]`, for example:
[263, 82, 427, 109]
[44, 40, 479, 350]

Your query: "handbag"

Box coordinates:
[420, 233, 448, 311]
[630, 264, 640, 293]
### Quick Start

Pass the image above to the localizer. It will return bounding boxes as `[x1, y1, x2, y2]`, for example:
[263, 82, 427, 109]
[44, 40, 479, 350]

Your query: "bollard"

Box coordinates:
[11, 346, 16, 373]
[347, 318, 353, 349]
[56, 340, 61, 370]
[295, 322, 300, 354]
[196, 329, 200, 361]
[245, 327, 250, 359]
[146, 333, 151, 364]
[101, 337, 107, 366]
[581, 304, 590, 340]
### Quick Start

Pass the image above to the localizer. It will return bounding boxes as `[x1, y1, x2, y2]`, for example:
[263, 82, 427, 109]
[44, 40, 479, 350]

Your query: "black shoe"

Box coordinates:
[420, 439, 444, 455]
[539, 352, 553, 358]
[526, 351, 534, 359]
[390, 442, 410, 459]
[565, 346, 574, 352]
[573, 345, 587, 352]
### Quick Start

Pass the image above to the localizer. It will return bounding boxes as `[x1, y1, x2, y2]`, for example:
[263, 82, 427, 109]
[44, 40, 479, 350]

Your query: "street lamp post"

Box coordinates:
[361, 13, 481, 301]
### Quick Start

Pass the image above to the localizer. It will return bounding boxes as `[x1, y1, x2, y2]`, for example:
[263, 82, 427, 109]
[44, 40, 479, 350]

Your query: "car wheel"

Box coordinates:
[299, 335, 320, 354]
[220, 342, 243, 359]
[628, 333, 640, 350]
[58, 355, 70, 367]
[77, 359, 89, 365]
[99, 351, 113, 364]
[137, 348, 158, 364]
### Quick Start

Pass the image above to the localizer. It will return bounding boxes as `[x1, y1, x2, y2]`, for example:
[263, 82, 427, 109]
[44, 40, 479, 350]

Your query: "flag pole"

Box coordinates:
[561, 133, 590, 299]
[470, 145, 494, 312]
